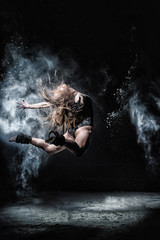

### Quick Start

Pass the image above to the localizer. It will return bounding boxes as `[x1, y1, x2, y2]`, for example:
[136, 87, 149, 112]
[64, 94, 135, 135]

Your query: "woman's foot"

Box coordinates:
[8, 133, 32, 144]
[8, 136, 17, 142]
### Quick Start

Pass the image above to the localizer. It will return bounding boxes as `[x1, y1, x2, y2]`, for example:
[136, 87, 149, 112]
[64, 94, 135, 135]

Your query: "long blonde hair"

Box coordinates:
[40, 83, 82, 132]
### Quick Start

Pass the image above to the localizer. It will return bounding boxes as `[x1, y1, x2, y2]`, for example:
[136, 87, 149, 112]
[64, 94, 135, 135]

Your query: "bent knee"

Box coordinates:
[43, 144, 63, 154]
[43, 145, 51, 153]
[43, 144, 55, 153]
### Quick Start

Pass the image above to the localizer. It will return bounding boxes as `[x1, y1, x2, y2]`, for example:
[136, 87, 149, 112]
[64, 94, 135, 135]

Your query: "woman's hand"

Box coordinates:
[17, 100, 30, 109]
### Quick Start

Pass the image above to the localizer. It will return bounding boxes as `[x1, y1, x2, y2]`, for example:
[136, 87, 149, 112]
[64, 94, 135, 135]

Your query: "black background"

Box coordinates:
[1, 0, 160, 199]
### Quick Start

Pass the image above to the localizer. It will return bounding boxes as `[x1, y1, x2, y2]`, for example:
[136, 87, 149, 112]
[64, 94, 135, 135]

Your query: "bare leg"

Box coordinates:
[31, 137, 66, 154]
[8, 131, 77, 155]
[8, 135, 65, 154]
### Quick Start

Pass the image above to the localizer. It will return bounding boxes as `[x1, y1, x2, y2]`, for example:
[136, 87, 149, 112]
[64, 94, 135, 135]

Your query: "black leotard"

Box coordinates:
[67, 94, 93, 138]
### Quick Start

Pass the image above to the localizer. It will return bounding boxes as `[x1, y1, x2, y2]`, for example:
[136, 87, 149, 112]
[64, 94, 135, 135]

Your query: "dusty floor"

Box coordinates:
[0, 192, 160, 240]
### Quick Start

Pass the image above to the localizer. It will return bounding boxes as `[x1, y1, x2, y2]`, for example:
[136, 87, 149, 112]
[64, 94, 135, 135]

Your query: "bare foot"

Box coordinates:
[8, 136, 17, 142]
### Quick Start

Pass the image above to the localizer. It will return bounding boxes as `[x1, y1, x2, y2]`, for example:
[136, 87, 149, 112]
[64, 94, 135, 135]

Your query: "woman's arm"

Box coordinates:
[17, 100, 51, 109]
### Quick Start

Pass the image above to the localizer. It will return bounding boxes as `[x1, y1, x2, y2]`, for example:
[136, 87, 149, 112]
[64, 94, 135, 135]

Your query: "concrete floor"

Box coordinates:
[0, 192, 160, 240]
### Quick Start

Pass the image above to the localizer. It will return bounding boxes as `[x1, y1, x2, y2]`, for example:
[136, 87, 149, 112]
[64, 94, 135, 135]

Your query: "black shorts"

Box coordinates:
[68, 116, 92, 138]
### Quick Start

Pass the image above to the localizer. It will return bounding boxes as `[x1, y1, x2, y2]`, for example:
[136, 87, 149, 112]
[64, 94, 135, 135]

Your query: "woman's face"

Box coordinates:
[53, 84, 71, 101]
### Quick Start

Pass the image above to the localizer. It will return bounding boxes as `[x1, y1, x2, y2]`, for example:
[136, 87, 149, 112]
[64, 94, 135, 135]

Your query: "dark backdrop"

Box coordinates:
[1, 0, 160, 199]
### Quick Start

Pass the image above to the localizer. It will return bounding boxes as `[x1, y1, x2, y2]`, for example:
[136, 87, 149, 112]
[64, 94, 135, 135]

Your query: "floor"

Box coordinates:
[0, 192, 160, 240]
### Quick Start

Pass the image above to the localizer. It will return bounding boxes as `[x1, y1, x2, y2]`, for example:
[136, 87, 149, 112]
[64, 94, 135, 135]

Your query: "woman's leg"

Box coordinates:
[31, 137, 66, 154]
[8, 134, 65, 154]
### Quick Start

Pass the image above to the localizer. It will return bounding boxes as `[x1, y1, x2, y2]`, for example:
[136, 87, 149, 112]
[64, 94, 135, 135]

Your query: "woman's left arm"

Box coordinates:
[17, 100, 51, 109]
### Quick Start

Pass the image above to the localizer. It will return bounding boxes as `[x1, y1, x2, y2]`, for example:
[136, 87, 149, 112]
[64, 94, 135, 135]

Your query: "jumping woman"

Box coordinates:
[8, 83, 93, 157]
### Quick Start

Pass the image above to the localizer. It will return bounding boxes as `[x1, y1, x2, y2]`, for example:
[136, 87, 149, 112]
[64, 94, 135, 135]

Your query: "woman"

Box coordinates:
[8, 83, 93, 157]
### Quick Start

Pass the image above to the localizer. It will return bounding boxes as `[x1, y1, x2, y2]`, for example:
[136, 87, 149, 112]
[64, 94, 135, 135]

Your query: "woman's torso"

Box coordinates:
[66, 93, 93, 138]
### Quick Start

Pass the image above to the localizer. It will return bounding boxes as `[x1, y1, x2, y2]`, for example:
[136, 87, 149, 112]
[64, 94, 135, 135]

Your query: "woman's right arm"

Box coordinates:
[17, 100, 51, 109]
